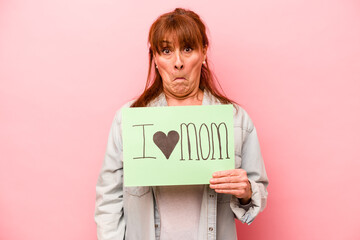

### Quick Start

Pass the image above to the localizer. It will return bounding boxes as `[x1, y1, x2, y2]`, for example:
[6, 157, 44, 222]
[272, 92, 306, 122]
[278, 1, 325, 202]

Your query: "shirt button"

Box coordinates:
[209, 227, 213, 231]
[155, 224, 159, 228]
[209, 194, 214, 198]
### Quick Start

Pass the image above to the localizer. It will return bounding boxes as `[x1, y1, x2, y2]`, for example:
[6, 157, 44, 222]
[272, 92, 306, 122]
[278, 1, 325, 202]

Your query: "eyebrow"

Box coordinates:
[160, 40, 174, 45]
[159, 41, 175, 50]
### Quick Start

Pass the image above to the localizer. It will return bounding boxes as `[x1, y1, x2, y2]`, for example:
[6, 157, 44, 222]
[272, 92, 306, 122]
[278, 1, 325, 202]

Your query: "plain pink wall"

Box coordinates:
[1, 0, 359, 239]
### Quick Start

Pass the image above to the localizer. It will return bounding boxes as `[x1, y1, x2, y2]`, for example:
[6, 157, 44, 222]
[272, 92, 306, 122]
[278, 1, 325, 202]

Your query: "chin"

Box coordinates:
[169, 87, 190, 95]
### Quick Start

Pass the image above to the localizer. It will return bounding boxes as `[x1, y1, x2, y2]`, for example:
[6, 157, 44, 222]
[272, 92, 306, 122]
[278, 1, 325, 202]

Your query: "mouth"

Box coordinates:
[174, 77, 186, 81]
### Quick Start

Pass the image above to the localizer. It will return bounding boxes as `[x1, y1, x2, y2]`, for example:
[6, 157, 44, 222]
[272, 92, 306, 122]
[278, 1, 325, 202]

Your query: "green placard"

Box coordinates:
[122, 105, 235, 186]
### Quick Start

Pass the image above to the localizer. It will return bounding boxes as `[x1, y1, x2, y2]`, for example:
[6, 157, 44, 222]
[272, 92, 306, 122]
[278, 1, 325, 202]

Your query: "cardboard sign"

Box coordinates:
[122, 105, 235, 186]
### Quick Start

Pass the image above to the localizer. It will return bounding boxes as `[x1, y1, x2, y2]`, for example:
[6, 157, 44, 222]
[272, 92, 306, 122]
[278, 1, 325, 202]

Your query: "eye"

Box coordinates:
[161, 48, 171, 55]
[184, 47, 193, 53]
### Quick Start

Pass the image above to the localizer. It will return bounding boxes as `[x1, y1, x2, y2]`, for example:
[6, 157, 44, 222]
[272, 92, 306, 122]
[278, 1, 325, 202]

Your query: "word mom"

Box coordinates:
[132, 122, 230, 161]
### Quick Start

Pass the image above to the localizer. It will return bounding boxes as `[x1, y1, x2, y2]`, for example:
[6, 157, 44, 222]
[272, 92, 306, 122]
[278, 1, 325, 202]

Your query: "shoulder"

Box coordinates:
[232, 104, 255, 133]
[112, 93, 166, 123]
[113, 100, 136, 123]
[204, 90, 255, 132]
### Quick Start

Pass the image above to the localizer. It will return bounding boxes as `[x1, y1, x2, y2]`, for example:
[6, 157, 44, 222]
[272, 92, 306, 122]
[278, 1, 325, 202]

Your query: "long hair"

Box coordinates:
[131, 8, 234, 107]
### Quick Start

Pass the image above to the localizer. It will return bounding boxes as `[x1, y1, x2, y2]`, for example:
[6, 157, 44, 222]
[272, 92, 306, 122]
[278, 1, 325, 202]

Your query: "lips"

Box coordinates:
[174, 77, 186, 80]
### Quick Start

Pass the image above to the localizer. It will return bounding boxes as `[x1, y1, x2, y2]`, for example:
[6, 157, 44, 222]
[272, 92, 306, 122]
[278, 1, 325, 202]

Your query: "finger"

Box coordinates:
[209, 176, 243, 184]
[213, 189, 247, 198]
[209, 182, 247, 190]
[212, 169, 246, 178]
[212, 169, 236, 177]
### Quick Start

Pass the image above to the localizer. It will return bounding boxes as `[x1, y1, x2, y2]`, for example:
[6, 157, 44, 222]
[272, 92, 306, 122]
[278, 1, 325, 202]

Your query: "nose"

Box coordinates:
[174, 51, 184, 70]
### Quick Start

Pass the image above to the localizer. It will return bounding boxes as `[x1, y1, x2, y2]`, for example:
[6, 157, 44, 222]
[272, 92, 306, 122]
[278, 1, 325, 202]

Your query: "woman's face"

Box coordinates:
[154, 38, 206, 99]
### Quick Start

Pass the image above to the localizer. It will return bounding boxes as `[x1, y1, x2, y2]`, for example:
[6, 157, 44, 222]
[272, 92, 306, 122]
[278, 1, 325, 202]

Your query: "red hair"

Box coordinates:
[131, 8, 234, 107]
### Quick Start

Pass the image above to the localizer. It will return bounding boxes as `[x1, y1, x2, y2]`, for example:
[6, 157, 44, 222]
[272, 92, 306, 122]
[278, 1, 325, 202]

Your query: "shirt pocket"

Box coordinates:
[125, 186, 151, 197]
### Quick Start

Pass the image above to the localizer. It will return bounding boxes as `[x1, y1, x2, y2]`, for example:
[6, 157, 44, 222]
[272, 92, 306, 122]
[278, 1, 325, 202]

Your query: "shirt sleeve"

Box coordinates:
[230, 126, 269, 225]
[94, 112, 126, 240]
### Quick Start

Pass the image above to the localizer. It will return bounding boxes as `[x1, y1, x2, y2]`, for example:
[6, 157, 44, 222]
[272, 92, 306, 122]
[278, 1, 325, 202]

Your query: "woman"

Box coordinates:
[95, 8, 268, 240]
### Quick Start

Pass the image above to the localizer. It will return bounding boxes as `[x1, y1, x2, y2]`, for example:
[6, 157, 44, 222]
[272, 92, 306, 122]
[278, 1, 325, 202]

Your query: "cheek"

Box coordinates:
[157, 61, 172, 77]
[158, 63, 170, 71]
[189, 59, 203, 74]
[158, 68, 172, 82]
[189, 55, 203, 68]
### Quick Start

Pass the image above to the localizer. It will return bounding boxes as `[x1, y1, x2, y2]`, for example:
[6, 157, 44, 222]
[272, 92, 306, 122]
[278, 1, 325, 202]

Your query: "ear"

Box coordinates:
[202, 45, 208, 61]
[153, 53, 158, 65]
[202, 45, 208, 54]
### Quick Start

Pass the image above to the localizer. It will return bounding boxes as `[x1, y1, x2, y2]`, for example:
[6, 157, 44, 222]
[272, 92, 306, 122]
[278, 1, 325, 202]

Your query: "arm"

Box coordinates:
[95, 112, 125, 240]
[210, 126, 268, 224]
[230, 127, 268, 224]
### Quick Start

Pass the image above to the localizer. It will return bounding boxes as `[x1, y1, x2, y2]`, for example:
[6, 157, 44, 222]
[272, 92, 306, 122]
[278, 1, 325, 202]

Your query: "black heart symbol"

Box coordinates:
[153, 131, 179, 159]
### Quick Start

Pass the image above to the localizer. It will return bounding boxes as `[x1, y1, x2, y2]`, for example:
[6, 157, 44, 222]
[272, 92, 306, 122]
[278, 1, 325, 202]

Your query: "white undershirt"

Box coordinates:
[156, 185, 204, 240]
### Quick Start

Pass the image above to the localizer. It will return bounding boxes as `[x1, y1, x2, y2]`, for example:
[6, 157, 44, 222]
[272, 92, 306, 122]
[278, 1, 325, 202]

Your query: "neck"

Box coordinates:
[165, 89, 204, 106]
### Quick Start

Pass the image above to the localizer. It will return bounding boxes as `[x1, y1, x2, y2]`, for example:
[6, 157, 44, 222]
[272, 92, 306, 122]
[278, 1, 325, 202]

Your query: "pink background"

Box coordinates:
[1, 0, 360, 239]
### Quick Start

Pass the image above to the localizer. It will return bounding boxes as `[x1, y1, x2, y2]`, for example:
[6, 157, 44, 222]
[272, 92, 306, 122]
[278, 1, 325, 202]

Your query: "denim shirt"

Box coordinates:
[95, 91, 269, 240]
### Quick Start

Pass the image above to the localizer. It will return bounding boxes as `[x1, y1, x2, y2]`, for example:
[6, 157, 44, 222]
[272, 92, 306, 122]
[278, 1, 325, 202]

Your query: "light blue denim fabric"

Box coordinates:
[95, 91, 269, 240]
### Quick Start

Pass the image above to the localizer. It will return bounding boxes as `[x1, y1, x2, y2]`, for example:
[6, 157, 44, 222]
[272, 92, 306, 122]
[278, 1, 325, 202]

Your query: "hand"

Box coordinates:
[209, 169, 252, 204]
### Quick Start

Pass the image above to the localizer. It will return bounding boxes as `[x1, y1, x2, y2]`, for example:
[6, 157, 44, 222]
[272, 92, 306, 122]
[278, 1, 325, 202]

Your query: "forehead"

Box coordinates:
[160, 33, 182, 46]
[154, 30, 201, 51]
